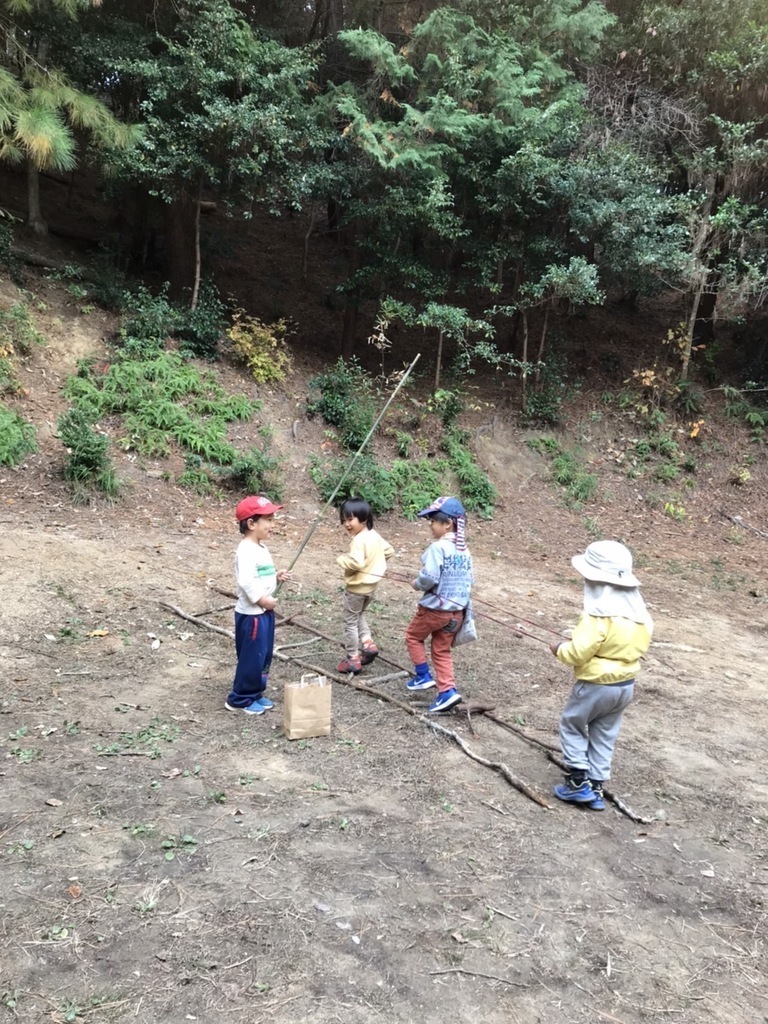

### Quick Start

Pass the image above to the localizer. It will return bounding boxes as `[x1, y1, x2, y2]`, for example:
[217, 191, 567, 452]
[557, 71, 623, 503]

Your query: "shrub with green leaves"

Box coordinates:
[306, 359, 377, 450]
[227, 309, 293, 383]
[58, 408, 118, 498]
[527, 436, 598, 508]
[64, 350, 279, 495]
[0, 404, 36, 466]
[309, 453, 450, 517]
[442, 427, 497, 517]
[0, 303, 45, 357]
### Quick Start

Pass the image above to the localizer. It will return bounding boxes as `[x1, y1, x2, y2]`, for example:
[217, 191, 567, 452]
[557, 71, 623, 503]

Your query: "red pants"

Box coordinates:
[405, 606, 464, 693]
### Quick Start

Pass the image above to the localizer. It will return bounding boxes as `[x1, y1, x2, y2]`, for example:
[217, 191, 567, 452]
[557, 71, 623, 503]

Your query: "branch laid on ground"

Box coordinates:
[483, 710, 655, 824]
[423, 717, 551, 809]
[161, 602, 549, 809]
[274, 611, 412, 674]
[544, 751, 654, 824]
[719, 510, 768, 539]
[210, 586, 412, 671]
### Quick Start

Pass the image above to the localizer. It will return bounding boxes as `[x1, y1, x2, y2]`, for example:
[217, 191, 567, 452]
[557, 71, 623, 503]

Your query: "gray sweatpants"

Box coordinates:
[559, 680, 635, 782]
[343, 590, 373, 657]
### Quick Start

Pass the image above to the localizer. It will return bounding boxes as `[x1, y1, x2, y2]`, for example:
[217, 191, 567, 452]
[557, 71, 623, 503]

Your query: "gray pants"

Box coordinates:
[343, 590, 373, 657]
[559, 680, 634, 782]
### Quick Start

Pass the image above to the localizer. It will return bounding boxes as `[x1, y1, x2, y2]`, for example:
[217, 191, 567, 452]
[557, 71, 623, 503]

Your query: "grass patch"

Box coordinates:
[528, 436, 598, 508]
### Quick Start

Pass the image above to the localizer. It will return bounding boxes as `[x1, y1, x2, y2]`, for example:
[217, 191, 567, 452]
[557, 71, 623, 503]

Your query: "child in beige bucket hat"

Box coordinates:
[550, 541, 653, 810]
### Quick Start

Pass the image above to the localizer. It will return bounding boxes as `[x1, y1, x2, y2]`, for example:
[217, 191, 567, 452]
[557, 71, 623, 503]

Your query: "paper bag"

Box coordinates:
[283, 672, 332, 740]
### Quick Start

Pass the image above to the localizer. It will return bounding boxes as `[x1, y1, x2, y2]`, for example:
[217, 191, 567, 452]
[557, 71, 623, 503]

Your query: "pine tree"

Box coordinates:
[0, 0, 138, 233]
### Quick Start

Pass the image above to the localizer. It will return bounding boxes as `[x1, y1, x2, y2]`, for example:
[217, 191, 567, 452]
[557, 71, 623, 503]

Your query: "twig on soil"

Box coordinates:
[0, 812, 37, 840]
[162, 601, 550, 809]
[428, 967, 527, 987]
[719, 510, 768, 539]
[423, 717, 551, 809]
[222, 955, 253, 970]
[484, 710, 656, 824]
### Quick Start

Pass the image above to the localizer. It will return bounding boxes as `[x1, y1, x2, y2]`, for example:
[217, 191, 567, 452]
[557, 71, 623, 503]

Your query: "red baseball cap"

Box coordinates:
[235, 495, 284, 521]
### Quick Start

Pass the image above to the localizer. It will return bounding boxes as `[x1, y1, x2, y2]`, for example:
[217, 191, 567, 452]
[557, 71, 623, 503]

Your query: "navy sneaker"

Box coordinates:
[553, 780, 595, 804]
[255, 696, 274, 710]
[589, 782, 605, 811]
[406, 673, 436, 691]
[428, 688, 462, 713]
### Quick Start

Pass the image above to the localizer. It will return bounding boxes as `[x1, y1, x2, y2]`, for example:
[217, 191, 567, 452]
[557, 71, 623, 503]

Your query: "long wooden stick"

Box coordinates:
[278, 353, 421, 586]
[483, 710, 654, 824]
[424, 717, 551, 809]
[161, 601, 550, 809]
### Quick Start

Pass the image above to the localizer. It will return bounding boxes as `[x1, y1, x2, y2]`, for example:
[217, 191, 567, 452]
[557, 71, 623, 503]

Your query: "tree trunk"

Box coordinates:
[534, 305, 550, 382]
[520, 310, 529, 413]
[165, 192, 197, 304]
[340, 222, 360, 358]
[681, 276, 706, 381]
[190, 180, 203, 311]
[26, 161, 47, 236]
[434, 329, 444, 392]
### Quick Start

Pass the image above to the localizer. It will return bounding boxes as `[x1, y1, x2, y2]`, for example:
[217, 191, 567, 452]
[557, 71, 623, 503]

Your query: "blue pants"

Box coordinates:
[227, 611, 275, 708]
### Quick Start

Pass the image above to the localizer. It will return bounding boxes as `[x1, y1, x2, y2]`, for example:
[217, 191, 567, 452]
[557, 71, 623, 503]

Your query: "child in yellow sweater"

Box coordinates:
[551, 541, 653, 810]
[336, 498, 394, 674]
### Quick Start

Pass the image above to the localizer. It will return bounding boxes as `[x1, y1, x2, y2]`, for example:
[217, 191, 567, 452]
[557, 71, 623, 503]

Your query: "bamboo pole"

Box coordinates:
[277, 353, 421, 586]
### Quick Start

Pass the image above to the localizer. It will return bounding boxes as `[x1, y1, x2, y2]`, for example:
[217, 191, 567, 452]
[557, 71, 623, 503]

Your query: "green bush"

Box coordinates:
[528, 437, 598, 508]
[58, 407, 118, 498]
[0, 404, 36, 465]
[307, 359, 376, 450]
[227, 309, 293, 383]
[0, 302, 45, 356]
[119, 286, 178, 357]
[176, 283, 227, 360]
[443, 427, 497, 517]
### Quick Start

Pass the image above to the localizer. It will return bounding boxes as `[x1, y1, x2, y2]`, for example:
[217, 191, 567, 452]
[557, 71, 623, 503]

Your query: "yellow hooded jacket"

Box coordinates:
[555, 614, 652, 684]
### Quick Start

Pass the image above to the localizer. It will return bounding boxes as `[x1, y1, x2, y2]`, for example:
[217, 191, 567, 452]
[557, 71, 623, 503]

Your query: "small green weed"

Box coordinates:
[10, 747, 41, 763]
[94, 717, 180, 759]
[160, 834, 198, 861]
[528, 438, 597, 508]
[40, 922, 74, 941]
[208, 790, 227, 804]
[122, 822, 156, 838]
[0, 403, 37, 464]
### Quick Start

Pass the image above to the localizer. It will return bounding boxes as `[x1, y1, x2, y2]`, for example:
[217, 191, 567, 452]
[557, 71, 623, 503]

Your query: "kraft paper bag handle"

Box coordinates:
[299, 672, 327, 688]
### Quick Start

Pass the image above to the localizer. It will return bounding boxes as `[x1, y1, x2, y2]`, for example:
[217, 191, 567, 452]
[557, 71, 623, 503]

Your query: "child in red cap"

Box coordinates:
[226, 495, 291, 715]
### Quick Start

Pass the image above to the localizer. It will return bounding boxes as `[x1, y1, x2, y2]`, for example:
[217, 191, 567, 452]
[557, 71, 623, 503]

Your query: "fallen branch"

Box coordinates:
[428, 967, 527, 987]
[484, 711, 655, 824]
[544, 751, 654, 824]
[423, 717, 551, 809]
[162, 601, 550, 809]
[719, 510, 768, 539]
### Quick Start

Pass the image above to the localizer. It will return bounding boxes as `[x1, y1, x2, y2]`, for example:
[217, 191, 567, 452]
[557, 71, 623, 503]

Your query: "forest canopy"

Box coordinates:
[1, 0, 766, 381]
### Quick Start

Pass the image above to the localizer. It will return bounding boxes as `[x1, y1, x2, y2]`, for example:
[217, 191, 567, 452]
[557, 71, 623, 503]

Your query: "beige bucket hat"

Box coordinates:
[571, 541, 640, 588]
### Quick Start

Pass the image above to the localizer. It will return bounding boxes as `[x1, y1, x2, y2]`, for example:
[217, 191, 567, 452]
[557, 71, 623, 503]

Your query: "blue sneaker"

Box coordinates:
[428, 688, 462, 713]
[225, 700, 266, 715]
[256, 696, 274, 710]
[243, 700, 267, 715]
[406, 673, 436, 691]
[553, 780, 595, 804]
[588, 783, 605, 811]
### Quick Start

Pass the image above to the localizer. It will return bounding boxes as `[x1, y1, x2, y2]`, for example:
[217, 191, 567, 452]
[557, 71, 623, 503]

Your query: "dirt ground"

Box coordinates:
[2, 260, 768, 1024]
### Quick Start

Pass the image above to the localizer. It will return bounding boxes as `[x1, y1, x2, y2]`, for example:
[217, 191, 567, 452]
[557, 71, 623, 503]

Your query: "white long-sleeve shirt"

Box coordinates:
[234, 539, 276, 615]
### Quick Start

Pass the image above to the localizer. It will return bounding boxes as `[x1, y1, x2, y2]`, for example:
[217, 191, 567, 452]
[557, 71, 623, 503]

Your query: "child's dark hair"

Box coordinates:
[339, 497, 373, 529]
[427, 511, 455, 526]
[239, 514, 262, 534]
